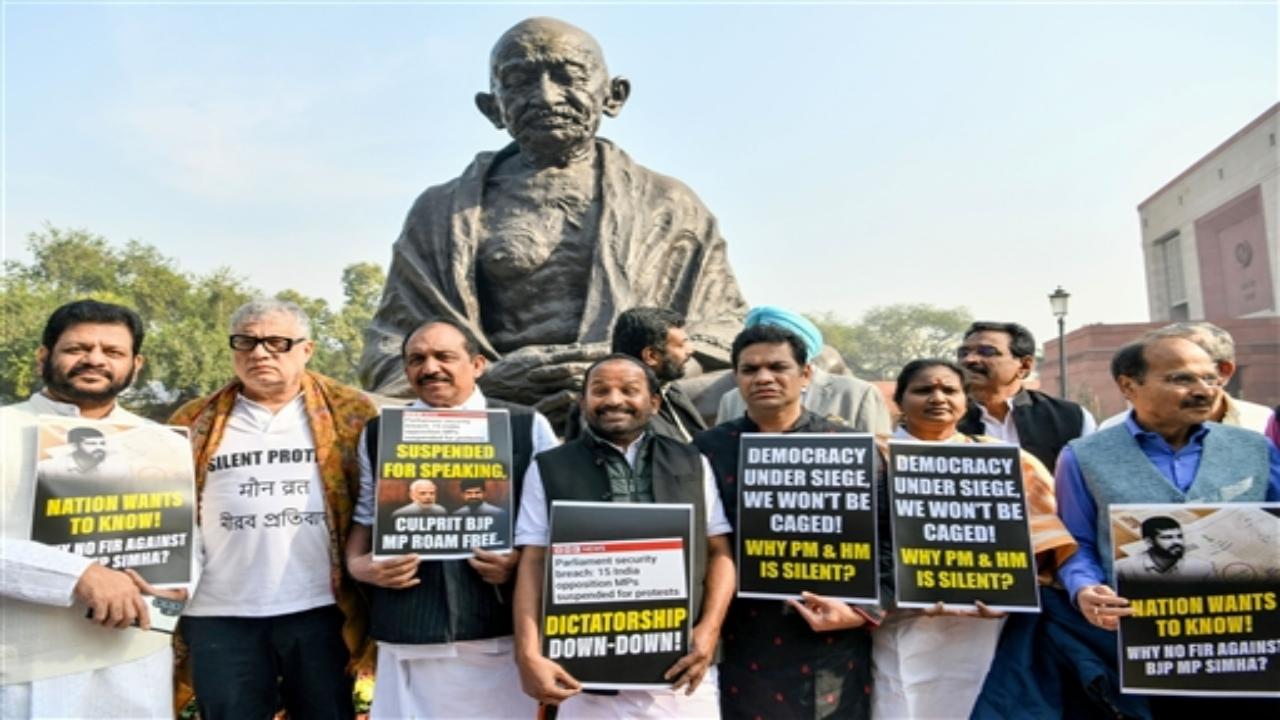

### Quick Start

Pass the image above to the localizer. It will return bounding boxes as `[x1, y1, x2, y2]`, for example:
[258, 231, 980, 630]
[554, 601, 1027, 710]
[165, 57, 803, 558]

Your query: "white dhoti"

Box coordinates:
[556, 667, 720, 720]
[872, 614, 1005, 719]
[370, 636, 535, 719]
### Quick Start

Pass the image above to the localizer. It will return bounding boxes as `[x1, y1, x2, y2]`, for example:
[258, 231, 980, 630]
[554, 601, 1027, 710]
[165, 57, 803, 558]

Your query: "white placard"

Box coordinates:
[550, 537, 687, 605]
[401, 410, 490, 443]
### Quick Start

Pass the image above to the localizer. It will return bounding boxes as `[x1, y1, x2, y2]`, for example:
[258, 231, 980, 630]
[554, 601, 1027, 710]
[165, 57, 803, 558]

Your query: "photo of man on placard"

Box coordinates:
[1115, 515, 1215, 581]
[452, 479, 505, 518]
[392, 480, 448, 517]
[36, 425, 130, 482]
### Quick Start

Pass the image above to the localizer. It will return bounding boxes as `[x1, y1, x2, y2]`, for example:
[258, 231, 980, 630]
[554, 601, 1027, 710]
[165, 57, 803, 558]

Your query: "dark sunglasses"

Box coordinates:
[228, 335, 307, 353]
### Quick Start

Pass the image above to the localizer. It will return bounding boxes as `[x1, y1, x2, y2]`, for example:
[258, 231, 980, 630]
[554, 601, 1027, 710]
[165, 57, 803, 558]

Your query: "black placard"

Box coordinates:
[543, 501, 693, 690]
[372, 407, 514, 559]
[31, 415, 196, 586]
[735, 433, 879, 602]
[1113, 502, 1279, 697]
[887, 440, 1039, 611]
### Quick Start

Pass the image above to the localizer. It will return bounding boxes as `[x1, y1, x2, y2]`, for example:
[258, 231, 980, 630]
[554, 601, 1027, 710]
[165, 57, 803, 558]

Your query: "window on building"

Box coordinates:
[1156, 233, 1189, 320]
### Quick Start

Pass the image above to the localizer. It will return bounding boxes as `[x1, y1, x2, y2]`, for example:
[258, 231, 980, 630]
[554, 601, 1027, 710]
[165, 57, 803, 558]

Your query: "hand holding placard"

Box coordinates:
[787, 591, 868, 631]
[75, 563, 147, 629]
[1077, 584, 1132, 631]
[517, 652, 581, 705]
[664, 622, 716, 695]
[469, 547, 521, 585]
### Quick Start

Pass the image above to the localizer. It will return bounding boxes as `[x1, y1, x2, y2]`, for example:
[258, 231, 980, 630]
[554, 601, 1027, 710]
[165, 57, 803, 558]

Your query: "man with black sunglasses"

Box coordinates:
[169, 298, 377, 720]
[956, 321, 1096, 471]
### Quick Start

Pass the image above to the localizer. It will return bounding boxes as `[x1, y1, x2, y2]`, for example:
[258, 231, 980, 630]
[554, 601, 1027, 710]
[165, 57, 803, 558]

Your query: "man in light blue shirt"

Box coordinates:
[1054, 335, 1280, 628]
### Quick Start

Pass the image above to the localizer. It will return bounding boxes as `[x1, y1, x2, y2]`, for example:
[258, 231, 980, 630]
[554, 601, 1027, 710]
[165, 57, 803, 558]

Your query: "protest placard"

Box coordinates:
[1113, 502, 1279, 697]
[32, 415, 196, 588]
[887, 440, 1039, 611]
[735, 433, 878, 602]
[543, 501, 694, 689]
[372, 407, 514, 559]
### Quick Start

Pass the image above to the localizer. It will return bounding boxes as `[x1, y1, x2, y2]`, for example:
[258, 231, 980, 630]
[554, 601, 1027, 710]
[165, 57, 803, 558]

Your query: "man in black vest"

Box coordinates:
[564, 307, 708, 442]
[344, 319, 558, 719]
[956, 321, 1096, 470]
[513, 355, 734, 717]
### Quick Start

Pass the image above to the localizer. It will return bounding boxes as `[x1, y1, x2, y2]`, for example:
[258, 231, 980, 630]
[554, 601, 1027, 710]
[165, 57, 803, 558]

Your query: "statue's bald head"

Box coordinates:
[489, 17, 608, 80]
[477, 17, 630, 165]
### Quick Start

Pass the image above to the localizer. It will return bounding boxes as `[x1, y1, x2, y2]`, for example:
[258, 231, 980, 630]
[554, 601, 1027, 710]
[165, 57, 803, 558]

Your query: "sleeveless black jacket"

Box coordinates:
[363, 398, 534, 644]
[959, 388, 1085, 470]
[534, 432, 710, 623]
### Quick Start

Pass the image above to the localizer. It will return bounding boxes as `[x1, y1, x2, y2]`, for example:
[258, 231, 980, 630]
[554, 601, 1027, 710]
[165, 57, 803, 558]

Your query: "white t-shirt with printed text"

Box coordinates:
[185, 394, 333, 617]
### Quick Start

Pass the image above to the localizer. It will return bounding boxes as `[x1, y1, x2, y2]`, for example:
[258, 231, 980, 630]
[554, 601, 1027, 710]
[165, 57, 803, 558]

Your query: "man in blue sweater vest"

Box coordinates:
[1055, 334, 1279, 716]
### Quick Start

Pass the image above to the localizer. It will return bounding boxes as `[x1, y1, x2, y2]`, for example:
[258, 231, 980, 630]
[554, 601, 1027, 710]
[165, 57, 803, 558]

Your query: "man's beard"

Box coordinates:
[43, 362, 133, 404]
[655, 356, 685, 384]
[74, 449, 107, 469]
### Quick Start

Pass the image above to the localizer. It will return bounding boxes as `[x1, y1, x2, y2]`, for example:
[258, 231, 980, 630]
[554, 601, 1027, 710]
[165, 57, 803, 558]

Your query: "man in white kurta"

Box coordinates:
[1, 300, 174, 719]
[346, 319, 558, 718]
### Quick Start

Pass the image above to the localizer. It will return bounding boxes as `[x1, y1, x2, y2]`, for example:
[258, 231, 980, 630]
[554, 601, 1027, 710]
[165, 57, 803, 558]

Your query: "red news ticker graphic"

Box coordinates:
[553, 539, 684, 555]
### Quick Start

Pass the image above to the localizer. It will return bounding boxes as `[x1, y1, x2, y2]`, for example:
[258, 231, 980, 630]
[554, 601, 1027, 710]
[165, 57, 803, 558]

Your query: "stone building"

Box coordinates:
[1041, 103, 1279, 416]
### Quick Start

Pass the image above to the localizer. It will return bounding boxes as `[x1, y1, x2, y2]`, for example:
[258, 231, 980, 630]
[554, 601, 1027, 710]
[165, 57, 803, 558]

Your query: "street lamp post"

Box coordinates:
[1049, 286, 1071, 398]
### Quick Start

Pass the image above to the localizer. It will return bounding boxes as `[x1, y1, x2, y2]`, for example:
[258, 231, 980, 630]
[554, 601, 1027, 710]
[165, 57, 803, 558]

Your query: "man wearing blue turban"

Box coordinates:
[715, 306, 891, 435]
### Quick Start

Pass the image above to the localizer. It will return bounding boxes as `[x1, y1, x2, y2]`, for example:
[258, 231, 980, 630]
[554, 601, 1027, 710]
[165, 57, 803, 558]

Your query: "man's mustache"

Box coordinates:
[519, 106, 588, 126]
[416, 373, 450, 386]
[69, 365, 114, 380]
[595, 405, 637, 417]
[1180, 397, 1213, 409]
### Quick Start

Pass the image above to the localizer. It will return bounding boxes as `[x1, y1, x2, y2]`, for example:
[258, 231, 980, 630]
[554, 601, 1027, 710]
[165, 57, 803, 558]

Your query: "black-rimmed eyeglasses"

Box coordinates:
[956, 345, 1003, 359]
[228, 335, 308, 353]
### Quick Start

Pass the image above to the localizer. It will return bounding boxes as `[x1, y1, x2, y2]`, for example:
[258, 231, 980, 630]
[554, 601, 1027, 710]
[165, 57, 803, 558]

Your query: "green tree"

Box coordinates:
[281, 262, 385, 384]
[810, 303, 974, 381]
[2, 226, 382, 419]
[329, 262, 386, 375]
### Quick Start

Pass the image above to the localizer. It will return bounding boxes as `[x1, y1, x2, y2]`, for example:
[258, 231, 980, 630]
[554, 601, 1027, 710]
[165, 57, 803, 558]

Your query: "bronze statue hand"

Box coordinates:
[479, 343, 611, 407]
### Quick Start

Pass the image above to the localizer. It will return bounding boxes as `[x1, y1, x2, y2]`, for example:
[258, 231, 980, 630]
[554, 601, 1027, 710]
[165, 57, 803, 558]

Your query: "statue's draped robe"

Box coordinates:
[359, 139, 748, 397]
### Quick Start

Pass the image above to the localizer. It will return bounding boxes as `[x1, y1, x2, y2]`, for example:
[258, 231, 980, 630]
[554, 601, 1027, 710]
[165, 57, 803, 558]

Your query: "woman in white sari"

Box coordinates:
[872, 359, 1076, 719]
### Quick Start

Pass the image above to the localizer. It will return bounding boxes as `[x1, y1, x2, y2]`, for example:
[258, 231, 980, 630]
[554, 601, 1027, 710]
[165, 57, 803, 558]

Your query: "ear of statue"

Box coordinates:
[475, 92, 505, 129]
[603, 76, 631, 117]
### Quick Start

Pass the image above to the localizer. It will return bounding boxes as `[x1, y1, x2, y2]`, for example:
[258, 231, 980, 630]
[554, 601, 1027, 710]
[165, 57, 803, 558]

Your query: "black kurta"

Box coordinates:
[694, 412, 883, 720]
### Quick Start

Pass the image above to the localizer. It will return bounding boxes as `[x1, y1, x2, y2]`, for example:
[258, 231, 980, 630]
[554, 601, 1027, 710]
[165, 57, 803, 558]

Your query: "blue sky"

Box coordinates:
[4, 1, 1276, 349]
